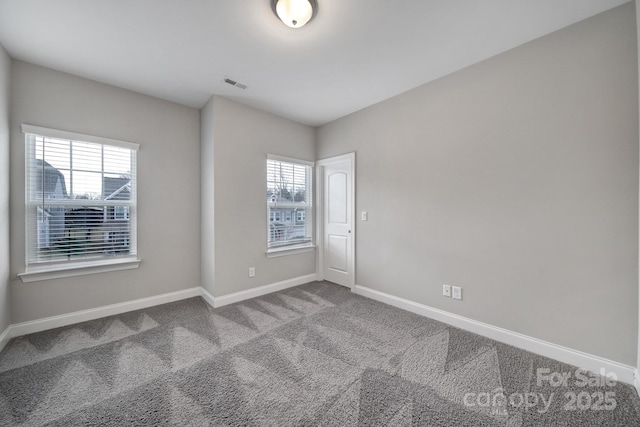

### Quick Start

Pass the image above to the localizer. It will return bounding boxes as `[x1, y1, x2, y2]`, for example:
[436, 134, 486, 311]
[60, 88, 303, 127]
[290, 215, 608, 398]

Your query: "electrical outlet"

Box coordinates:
[361, 211, 368, 221]
[248, 267, 255, 278]
[452, 286, 462, 300]
[442, 284, 451, 297]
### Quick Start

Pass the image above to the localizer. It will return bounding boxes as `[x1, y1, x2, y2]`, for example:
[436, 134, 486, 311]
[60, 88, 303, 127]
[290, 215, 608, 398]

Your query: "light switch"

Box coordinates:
[361, 211, 368, 221]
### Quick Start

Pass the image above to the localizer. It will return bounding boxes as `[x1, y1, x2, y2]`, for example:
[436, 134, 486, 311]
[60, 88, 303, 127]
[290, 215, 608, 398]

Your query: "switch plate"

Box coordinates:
[452, 286, 462, 300]
[361, 211, 368, 221]
[248, 267, 255, 278]
[442, 284, 451, 297]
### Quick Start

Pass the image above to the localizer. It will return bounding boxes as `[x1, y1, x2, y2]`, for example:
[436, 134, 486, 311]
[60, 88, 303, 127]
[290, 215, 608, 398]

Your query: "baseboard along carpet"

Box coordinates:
[1, 281, 639, 426]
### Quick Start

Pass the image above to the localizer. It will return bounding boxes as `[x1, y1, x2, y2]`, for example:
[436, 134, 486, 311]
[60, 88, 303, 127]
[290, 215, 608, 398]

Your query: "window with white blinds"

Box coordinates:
[267, 155, 313, 250]
[23, 125, 138, 268]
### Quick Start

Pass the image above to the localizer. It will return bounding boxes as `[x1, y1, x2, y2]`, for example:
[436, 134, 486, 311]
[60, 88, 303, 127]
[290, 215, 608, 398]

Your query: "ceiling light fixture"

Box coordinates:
[271, 0, 318, 29]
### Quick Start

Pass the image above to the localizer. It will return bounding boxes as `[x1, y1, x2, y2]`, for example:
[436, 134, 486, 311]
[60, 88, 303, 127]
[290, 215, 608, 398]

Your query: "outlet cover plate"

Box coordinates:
[248, 267, 255, 278]
[442, 284, 451, 297]
[452, 286, 462, 300]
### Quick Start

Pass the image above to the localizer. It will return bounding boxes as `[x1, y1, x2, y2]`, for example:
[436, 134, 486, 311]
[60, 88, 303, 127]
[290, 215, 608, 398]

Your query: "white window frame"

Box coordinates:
[18, 124, 141, 282]
[266, 154, 315, 257]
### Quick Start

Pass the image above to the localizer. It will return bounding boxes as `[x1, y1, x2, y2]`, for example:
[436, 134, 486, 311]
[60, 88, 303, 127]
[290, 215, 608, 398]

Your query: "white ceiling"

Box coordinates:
[0, 0, 631, 126]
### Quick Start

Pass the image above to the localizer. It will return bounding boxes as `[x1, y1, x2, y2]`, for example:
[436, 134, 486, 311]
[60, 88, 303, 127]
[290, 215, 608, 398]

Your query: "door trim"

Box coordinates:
[315, 152, 356, 291]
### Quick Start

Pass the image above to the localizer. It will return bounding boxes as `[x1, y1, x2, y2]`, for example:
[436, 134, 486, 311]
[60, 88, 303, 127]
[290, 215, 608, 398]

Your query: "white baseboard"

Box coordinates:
[0, 325, 11, 353]
[0, 274, 319, 352]
[200, 286, 215, 308]
[212, 273, 317, 308]
[2, 278, 636, 389]
[8, 287, 202, 340]
[0, 275, 320, 353]
[354, 285, 636, 386]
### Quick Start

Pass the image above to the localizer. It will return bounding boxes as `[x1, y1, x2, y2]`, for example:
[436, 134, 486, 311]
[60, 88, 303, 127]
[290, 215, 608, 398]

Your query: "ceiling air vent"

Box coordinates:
[224, 76, 247, 90]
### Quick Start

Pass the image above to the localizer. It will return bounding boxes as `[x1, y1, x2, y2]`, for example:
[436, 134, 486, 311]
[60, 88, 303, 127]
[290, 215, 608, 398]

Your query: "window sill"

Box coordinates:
[18, 257, 141, 283]
[266, 244, 316, 258]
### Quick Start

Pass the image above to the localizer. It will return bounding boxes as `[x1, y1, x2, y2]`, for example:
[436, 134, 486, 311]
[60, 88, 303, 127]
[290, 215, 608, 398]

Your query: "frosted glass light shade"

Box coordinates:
[272, 0, 317, 28]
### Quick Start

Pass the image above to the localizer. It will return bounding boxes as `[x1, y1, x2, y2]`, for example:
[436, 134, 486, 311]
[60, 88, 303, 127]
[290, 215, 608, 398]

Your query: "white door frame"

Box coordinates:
[315, 152, 356, 291]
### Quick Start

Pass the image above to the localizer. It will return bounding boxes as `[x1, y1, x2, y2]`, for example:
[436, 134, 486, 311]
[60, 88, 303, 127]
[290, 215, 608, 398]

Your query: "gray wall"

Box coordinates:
[0, 45, 10, 332]
[212, 96, 316, 297]
[636, 0, 640, 375]
[201, 96, 215, 296]
[317, 4, 639, 365]
[10, 61, 201, 323]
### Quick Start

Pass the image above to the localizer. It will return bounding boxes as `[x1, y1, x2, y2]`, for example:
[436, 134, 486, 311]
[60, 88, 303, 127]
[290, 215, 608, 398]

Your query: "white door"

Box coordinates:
[318, 153, 355, 288]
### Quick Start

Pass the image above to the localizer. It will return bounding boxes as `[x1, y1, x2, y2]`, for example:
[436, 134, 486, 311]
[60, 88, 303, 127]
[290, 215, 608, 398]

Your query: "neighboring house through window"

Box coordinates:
[22, 125, 138, 273]
[267, 155, 313, 251]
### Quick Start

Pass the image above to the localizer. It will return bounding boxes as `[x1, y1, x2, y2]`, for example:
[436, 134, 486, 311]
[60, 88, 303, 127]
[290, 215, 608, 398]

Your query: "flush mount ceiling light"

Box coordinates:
[271, 0, 318, 28]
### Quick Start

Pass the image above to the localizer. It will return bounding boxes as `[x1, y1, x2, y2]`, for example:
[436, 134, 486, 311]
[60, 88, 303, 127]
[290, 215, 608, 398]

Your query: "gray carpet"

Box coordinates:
[1, 281, 639, 426]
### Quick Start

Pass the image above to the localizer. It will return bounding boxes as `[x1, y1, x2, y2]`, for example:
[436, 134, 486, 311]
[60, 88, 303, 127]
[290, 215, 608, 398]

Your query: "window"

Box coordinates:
[114, 206, 130, 220]
[267, 155, 313, 250]
[23, 125, 138, 272]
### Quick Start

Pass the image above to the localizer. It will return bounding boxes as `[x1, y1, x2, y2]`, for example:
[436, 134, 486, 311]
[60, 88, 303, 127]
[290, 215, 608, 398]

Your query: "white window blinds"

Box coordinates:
[267, 156, 313, 249]
[23, 125, 138, 267]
